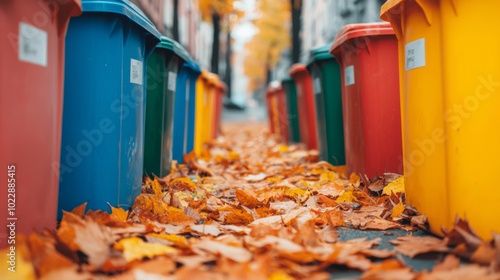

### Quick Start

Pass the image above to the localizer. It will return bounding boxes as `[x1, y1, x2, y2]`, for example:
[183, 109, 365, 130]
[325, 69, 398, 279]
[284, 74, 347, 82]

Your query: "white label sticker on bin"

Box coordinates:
[345, 65, 355, 86]
[313, 77, 321, 94]
[405, 38, 426, 71]
[18, 22, 48, 67]
[130, 59, 143, 85]
[168, 71, 177, 91]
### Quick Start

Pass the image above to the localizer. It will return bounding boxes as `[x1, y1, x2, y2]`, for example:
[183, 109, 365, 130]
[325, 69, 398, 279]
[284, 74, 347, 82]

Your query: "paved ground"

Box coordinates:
[221, 101, 440, 279]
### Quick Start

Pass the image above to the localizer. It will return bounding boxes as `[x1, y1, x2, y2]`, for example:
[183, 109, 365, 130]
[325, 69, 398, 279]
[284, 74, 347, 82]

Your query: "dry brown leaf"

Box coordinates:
[432, 254, 460, 272]
[190, 224, 221, 237]
[235, 188, 262, 208]
[360, 268, 415, 280]
[191, 239, 252, 263]
[390, 235, 450, 258]
[419, 264, 500, 280]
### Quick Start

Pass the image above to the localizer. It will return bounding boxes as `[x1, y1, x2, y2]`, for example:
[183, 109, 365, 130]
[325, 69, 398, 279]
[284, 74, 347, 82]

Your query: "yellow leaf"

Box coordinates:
[383, 177, 405, 196]
[319, 170, 338, 182]
[147, 233, 188, 248]
[285, 187, 309, 198]
[116, 237, 177, 262]
[228, 151, 240, 161]
[268, 271, 294, 280]
[266, 177, 282, 183]
[336, 190, 356, 203]
[169, 177, 198, 192]
[152, 177, 163, 199]
[391, 202, 405, 219]
[278, 145, 289, 153]
[108, 204, 128, 222]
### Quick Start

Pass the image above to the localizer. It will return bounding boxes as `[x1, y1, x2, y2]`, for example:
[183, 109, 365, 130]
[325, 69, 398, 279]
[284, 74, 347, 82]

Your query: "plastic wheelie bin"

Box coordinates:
[58, 0, 161, 215]
[281, 77, 301, 143]
[173, 56, 201, 164]
[289, 64, 319, 150]
[331, 22, 402, 179]
[205, 72, 219, 141]
[275, 83, 289, 144]
[0, 0, 82, 248]
[381, 0, 500, 239]
[266, 82, 279, 136]
[194, 71, 213, 156]
[306, 45, 345, 165]
[144, 37, 189, 178]
[212, 81, 226, 139]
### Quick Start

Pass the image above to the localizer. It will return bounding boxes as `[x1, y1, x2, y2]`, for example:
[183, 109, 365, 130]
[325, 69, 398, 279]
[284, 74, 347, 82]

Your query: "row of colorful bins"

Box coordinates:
[381, 0, 500, 239]
[0, 0, 225, 247]
[267, 22, 401, 179]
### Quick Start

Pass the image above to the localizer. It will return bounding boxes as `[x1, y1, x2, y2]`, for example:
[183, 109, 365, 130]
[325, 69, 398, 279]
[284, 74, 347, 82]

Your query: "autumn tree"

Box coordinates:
[199, 0, 236, 74]
[291, 0, 302, 64]
[243, 0, 291, 92]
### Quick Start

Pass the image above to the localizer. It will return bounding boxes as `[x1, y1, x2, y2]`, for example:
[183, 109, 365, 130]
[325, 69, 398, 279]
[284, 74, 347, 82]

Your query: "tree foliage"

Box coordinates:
[244, 0, 291, 92]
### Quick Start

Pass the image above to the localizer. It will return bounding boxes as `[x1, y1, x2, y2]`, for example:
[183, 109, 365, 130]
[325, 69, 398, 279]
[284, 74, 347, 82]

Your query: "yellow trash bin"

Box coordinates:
[381, 0, 500, 239]
[194, 71, 219, 156]
[195, 71, 211, 156]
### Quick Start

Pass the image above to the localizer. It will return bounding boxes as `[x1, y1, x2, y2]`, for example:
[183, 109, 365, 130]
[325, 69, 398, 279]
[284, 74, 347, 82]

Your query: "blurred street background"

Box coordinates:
[130, 0, 386, 122]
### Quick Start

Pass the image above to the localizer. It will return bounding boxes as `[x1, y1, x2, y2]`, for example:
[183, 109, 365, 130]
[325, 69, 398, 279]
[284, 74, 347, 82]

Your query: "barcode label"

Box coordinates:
[19, 23, 47, 67]
[168, 71, 177, 91]
[345, 65, 355, 86]
[130, 59, 143, 85]
[405, 38, 426, 71]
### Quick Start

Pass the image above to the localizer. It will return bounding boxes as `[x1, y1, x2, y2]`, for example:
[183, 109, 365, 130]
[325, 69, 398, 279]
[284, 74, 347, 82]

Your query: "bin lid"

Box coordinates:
[184, 60, 202, 75]
[82, 0, 161, 40]
[330, 22, 394, 55]
[289, 64, 308, 77]
[306, 44, 334, 66]
[156, 37, 191, 64]
[281, 76, 293, 83]
[173, 41, 193, 64]
[380, 0, 403, 21]
[267, 81, 282, 93]
[205, 72, 219, 87]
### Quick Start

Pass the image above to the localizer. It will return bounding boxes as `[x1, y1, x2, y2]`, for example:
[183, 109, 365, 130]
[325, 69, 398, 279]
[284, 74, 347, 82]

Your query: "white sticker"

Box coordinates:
[168, 71, 177, 91]
[313, 77, 321, 94]
[19, 23, 48, 67]
[405, 38, 426, 71]
[130, 59, 143, 85]
[345, 65, 355, 86]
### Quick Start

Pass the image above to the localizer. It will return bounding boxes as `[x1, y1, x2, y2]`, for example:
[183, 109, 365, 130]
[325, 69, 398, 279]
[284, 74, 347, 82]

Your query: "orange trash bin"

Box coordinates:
[289, 64, 318, 150]
[0, 0, 82, 247]
[331, 22, 402, 179]
[212, 81, 226, 139]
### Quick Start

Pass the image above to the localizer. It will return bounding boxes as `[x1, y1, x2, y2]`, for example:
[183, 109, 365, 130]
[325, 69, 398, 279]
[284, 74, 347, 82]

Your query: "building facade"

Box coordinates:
[130, 0, 165, 33]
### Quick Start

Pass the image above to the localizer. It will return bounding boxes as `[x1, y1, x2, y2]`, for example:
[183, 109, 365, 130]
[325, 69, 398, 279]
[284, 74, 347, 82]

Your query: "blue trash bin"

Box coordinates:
[58, 0, 161, 215]
[173, 49, 201, 164]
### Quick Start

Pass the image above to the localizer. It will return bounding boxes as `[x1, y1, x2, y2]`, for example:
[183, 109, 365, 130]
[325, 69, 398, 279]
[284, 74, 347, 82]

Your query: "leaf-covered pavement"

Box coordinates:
[2, 122, 500, 280]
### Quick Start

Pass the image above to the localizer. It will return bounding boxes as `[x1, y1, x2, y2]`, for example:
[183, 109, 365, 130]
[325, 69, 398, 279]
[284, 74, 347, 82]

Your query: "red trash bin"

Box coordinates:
[0, 0, 82, 248]
[331, 22, 402, 179]
[275, 83, 289, 144]
[289, 64, 318, 150]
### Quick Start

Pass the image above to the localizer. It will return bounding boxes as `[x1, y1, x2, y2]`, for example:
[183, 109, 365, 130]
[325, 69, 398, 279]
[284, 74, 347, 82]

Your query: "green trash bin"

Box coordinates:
[281, 77, 300, 144]
[144, 37, 189, 177]
[306, 45, 345, 165]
